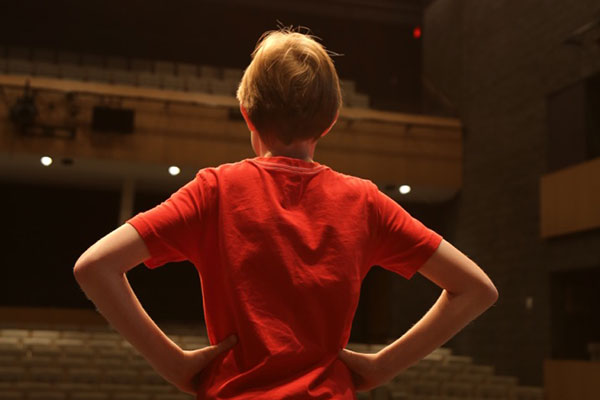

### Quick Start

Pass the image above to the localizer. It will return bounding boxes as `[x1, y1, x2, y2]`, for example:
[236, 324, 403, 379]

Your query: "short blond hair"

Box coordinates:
[237, 27, 342, 148]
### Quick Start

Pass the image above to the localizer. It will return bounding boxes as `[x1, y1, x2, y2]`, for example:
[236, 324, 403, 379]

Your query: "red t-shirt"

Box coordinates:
[126, 155, 443, 399]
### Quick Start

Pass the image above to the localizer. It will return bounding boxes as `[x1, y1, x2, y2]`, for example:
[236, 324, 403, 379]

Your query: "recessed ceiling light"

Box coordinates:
[168, 166, 180, 176]
[41, 156, 53, 166]
[399, 184, 411, 195]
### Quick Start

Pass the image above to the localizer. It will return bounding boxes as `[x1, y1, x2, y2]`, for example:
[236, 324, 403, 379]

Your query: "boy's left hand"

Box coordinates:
[169, 334, 238, 395]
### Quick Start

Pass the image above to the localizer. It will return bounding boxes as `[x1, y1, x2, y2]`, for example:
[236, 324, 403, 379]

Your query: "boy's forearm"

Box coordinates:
[376, 289, 497, 377]
[74, 266, 184, 382]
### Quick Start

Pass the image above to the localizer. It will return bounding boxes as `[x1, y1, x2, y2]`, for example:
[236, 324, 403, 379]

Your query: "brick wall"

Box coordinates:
[423, 0, 600, 386]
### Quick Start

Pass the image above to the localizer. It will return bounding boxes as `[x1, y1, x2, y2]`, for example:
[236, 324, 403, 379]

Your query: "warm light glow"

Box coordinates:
[41, 156, 53, 166]
[168, 166, 180, 176]
[399, 184, 411, 195]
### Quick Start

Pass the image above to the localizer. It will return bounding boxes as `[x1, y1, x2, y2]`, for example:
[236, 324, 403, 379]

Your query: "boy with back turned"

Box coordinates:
[74, 27, 498, 399]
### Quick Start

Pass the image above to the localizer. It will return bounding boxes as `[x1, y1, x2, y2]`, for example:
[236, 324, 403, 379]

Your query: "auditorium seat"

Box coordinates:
[199, 65, 221, 79]
[512, 385, 544, 400]
[28, 391, 67, 400]
[0, 366, 24, 382]
[347, 342, 371, 353]
[71, 392, 110, 400]
[61, 330, 92, 340]
[209, 79, 238, 96]
[105, 369, 138, 384]
[0, 391, 24, 400]
[15, 381, 54, 391]
[186, 76, 211, 93]
[29, 366, 63, 383]
[0, 336, 23, 357]
[2, 329, 31, 337]
[35, 61, 60, 77]
[59, 339, 94, 357]
[475, 382, 511, 399]
[98, 383, 137, 392]
[441, 381, 474, 398]
[155, 61, 176, 75]
[454, 371, 488, 385]
[55, 383, 95, 392]
[31, 329, 61, 339]
[162, 75, 186, 91]
[6, 59, 33, 75]
[86, 67, 111, 83]
[179, 334, 209, 349]
[222, 67, 244, 81]
[111, 69, 138, 86]
[409, 380, 441, 397]
[56, 67, 82, 82]
[177, 63, 199, 77]
[155, 394, 194, 400]
[465, 363, 495, 376]
[138, 72, 161, 88]
[138, 383, 174, 394]
[130, 58, 155, 73]
[113, 393, 152, 400]
[66, 367, 104, 384]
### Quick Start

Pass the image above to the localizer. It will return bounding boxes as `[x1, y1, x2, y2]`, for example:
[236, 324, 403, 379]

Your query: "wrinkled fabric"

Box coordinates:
[126, 155, 443, 399]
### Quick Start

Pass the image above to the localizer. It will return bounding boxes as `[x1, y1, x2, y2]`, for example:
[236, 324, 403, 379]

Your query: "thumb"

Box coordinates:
[203, 334, 237, 359]
[217, 334, 238, 351]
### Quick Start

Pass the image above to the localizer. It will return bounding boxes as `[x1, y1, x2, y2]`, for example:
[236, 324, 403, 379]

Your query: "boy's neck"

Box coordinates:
[263, 150, 314, 163]
[254, 132, 317, 163]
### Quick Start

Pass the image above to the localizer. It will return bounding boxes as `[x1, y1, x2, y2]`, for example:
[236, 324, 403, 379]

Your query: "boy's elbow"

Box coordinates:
[480, 283, 499, 306]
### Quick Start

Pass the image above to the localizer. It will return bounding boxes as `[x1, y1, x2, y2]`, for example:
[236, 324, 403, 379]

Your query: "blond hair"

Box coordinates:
[236, 27, 342, 147]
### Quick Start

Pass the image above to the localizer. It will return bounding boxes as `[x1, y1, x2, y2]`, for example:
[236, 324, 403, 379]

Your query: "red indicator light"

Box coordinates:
[413, 26, 422, 39]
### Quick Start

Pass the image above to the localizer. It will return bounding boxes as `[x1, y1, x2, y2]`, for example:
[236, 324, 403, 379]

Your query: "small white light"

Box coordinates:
[41, 156, 53, 166]
[399, 184, 411, 195]
[168, 166, 180, 176]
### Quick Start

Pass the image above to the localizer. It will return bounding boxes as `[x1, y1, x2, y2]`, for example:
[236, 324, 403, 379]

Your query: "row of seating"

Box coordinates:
[0, 324, 542, 400]
[0, 45, 371, 107]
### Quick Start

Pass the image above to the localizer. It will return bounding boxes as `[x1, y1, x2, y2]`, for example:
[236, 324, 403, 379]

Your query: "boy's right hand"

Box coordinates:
[337, 348, 393, 392]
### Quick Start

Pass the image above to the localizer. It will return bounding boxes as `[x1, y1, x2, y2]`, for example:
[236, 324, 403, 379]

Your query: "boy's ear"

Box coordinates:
[240, 104, 258, 133]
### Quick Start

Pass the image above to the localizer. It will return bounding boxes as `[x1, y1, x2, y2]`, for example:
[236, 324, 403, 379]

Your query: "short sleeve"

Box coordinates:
[126, 168, 217, 269]
[369, 185, 443, 279]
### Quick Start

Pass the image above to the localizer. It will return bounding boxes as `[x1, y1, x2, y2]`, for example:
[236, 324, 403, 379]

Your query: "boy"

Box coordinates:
[74, 27, 498, 399]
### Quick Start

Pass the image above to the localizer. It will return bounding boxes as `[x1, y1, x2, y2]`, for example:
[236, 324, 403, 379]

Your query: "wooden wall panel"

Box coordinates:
[540, 157, 600, 238]
[544, 360, 600, 400]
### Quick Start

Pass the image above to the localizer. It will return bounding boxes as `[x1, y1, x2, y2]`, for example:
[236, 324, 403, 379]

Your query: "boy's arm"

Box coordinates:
[74, 223, 237, 394]
[73, 223, 185, 383]
[339, 239, 498, 390]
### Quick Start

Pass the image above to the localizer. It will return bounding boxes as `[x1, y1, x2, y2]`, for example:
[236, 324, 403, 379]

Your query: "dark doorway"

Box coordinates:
[550, 266, 600, 360]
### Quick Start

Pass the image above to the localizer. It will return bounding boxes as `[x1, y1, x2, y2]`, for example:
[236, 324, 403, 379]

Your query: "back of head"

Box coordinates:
[237, 27, 342, 148]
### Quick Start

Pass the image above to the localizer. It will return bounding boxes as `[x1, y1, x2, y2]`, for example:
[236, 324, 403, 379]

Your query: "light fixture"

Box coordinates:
[41, 156, 53, 166]
[413, 26, 422, 39]
[399, 184, 411, 195]
[168, 166, 180, 176]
